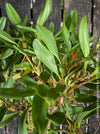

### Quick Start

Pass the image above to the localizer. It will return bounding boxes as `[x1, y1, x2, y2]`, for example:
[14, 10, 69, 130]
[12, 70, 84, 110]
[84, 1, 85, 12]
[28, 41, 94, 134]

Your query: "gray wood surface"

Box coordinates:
[33, 0, 61, 33]
[88, 116, 100, 134]
[6, 113, 20, 134]
[64, 0, 92, 34]
[93, 0, 100, 44]
[1, 0, 31, 26]
[0, 127, 5, 134]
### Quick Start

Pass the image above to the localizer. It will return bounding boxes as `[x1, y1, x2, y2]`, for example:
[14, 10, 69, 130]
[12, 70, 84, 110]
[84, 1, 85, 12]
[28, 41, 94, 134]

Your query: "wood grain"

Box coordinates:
[64, 0, 92, 34]
[33, 0, 61, 33]
[5, 111, 20, 134]
[0, 127, 5, 134]
[93, 0, 100, 44]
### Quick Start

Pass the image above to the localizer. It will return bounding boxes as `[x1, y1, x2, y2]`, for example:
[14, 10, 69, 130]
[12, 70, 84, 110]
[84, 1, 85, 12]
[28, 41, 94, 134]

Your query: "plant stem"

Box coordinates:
[25, 55, 38, 74]
[0, 98, 8, 106]
[61, 103, 72, 133]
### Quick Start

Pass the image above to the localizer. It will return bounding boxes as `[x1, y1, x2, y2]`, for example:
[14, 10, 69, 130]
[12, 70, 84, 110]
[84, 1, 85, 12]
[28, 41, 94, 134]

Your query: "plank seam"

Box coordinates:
[91, 0, 94, 36]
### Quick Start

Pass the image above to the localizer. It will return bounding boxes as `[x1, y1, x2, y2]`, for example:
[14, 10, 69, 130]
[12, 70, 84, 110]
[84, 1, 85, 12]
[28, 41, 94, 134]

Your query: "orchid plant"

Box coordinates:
[0, 0, 100, 134]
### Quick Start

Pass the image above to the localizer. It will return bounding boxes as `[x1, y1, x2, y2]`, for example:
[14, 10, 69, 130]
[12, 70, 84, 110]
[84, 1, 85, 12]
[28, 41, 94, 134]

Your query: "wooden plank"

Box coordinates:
[0, 2, 2, 17]
[64, 0, 92, 34]
[89, 0, 100, 132]
[93, 0, 100, 44]
[33, 0, 61, 33]
[0, 127, 5, 134]
[5, 111, 20, 134]
[88, 116, 100, 133]
[1, 0, 31, 26]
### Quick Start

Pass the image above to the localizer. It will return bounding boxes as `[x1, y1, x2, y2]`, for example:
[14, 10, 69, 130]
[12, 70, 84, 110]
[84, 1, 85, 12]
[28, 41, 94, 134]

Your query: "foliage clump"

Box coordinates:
[0, 0, 100, 134]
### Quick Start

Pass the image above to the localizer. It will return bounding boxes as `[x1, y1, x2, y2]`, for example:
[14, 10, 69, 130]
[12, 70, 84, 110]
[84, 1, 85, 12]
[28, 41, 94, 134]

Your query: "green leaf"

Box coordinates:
[32, 129, 39, 134]
[77, 104, 100, 128]
[35, 84, 59, 101]
[5, 3, 21, 25]
[37, 0, 52, 25]
[23, 49, 35, 57]
[18, 108, 29, 134]
[0, 49, 13, 60]
[84, 83, 98, 90]
[6, 53, 23, 69]
[0, 107, 7, 121]
[32, 94, 48, 134]
[0, 112, 19, 128]
[22, 16, 28, 26]
[4, 75, 15, 88]
[62, 12, 71, 51]
[79, 16, 90, 57]
[0, 87, 35, 99]
[39, 71, 50, 82]
[66, 10, 77, 32]
[15, 61, 31, 70]
[68, 105, 83, 117]
[35, 84, 50, 98]
[36, 25, 60, 63]
[33, 39, 59, 77]
[17, 76, 58, 101]
[16, 25, 36, 33]
[0, 17, 6, 30]
[17, 76, 37, 88]
[74, 94, 97, 103]
[26, 96, 34, 104]
[47, 112, 65, 125]
[0, 30, 17, 45]
[48, 22, 54, 33]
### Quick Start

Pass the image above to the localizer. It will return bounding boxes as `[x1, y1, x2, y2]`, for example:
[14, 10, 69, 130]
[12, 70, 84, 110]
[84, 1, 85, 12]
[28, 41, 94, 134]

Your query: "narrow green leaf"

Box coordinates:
[0, 17, 6, 30]
[0, 30, 17, 45]
[18, 108, 29, 134]
[32, 129, 39, 134]
[5, 3, 21, 25]
[17, 76, 37, 88]
[32, 94, 48, 134]
[0, 49, 13, 60]
[0, 107, 7, 121]
[77, 105, 100, 128]
[39, 71, 50, 82]
[66, 10, 77, 32]
[79, 16, 90, 57]
[33, 39, 59, 77]
[68, 104, 83, 117]
[0, 87, 35, 99]
[74, 94, 97, 103]
[62, 12, 71, 51]
[6, 53, 23, 69]
[23, 49, 35, 57]
[48, 22, 54, 33]
[16, 25, 36, 33]
[84, 83, 98, 90]
[37, 0, 52, 25]
[0, 112, 19, 128]
[47, 112, 66, 125]
[26, 96, 34, 104]
[22, 16, 28, 26]
[0, 39, 28, 56]
[4, 75, 15, 88]
[15, 61, 31, 70]
[36, 25, 60, 63]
